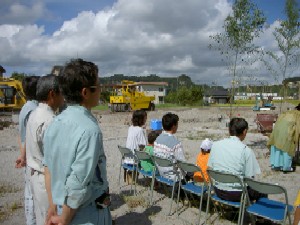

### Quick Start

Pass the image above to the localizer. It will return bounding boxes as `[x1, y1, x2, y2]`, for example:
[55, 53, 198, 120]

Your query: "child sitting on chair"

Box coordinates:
[194, 138, 213, 183]
[140, 131, 159, 172]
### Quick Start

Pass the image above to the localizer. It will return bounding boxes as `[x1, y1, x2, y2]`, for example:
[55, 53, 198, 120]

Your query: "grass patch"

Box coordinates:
[0, 184, 20, 197]
[0, 201, 23, 223]
[92, 104, 109, 111]
[186, 131, 226, 141]
[0, 121, 12, 128]
[122, 195, 147, 209]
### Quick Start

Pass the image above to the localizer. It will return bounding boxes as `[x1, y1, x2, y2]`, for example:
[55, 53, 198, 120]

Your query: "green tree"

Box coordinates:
[177, 87, 190, 106]
[263, 0, 300, 111]
[209, 0, 266, 118]
[164, 91, 177, 103]
[188, 85, 203, 105]
[165, 86, 203, 106]
[11, 72, 27, 80]
[100, 90, 111, 103]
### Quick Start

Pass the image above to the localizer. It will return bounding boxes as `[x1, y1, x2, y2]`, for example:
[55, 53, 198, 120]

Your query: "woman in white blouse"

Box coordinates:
[124, 110, 147, 183]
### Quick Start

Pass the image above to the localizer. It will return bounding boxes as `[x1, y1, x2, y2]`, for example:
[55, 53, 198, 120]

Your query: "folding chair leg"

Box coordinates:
[134, 168, 139, 195]
[118, 165, 122, 193]
[197, 194, 204, 225]
[168, 183, 177, 216]
[176, 181, 182, 216]
[204, 192, 210, 225]
[288, 212, 292, 225]
[149, 173, 155, 205]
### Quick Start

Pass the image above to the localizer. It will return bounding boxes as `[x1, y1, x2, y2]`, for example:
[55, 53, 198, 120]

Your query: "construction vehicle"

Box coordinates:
[109, 80, 155, 112]
[253, 94, 276, 111]
[0, 77, 26, 111]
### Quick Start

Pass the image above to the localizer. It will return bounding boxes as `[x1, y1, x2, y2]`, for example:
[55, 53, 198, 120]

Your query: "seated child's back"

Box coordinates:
[140, 131, 159, 172]
[194, 138, 213, 183]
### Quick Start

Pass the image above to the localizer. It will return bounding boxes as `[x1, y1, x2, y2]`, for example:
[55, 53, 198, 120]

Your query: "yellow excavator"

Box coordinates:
[0, 77, 26, 111]
[109, 80, 155, 112]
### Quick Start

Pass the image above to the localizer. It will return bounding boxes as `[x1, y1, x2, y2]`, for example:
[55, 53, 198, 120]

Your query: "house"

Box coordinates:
[284, 76, 300, 100]
[203, 89, 230, 104]
[137, 82, 168, 104]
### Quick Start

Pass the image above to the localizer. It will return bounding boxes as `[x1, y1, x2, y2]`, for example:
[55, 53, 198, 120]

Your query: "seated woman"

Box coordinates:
[194, 138, 213, 184]
[124, 110, 147, 183]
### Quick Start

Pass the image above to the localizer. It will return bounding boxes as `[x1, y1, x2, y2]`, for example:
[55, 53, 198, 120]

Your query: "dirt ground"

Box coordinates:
[0, 106, 299, 225]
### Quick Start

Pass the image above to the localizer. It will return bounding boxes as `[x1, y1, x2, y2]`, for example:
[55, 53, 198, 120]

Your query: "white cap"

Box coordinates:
[200, 138, 213, 152]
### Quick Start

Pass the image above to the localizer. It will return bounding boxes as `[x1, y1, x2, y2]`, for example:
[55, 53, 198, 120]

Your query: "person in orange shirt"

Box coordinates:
[194, 138, 213, 183]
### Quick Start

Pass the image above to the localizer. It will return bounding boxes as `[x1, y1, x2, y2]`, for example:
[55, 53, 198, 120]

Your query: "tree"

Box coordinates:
[209, 0, 266, 118]
[11, 72, 27, 80]
[263, 0, 300, 111]
[165, 85, 203, 106]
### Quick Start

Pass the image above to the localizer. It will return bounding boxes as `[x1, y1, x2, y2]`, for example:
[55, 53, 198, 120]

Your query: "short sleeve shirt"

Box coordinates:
[207, 136, 261, 191]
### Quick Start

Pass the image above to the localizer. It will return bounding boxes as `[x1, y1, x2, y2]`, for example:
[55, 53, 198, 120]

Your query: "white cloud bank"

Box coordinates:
[0, 0, 295, 86]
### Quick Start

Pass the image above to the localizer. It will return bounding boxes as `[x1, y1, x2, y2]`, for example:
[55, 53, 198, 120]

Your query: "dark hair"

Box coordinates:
[229, 118, 248, 136]
[22, 76, 39, 100]
[36, 75, 61, 101]
[295, 103, 300, 111]
[132, 110, 147, 126]
[61, 58, 98, 104]
[162, 113, 179, 131]
[148, 131, 159, 144]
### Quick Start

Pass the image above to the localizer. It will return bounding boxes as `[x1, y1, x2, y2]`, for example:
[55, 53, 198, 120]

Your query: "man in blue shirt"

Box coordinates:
[43, 59, 112, 225]
[15, 76, 39, 225]
[208, 117, 263, 201]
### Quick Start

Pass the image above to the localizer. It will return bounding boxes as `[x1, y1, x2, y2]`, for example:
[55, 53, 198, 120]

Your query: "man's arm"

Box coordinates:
[15, 136, 26, 168]
[244, 147, 261, 177]
[44, 167, 57, 223]
[47, 205, 77, 225]
[174, 142, 185, 161]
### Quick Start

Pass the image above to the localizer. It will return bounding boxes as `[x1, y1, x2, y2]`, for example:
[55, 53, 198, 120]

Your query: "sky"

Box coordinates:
[0, 0, 299, 87]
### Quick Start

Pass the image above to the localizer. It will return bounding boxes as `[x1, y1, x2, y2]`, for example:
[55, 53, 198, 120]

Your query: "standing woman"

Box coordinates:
[124, 110, 147, 183]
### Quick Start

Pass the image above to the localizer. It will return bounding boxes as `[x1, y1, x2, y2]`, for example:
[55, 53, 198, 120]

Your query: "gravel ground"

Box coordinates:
[0, 106, 299, 225]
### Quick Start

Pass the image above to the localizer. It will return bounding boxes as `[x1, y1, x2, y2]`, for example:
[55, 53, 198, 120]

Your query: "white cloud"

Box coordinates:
[0, 0, 294, 86]
[0, 0, 46, 25]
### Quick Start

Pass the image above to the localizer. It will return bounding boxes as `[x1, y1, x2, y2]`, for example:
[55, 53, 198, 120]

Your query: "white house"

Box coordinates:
[136, 82, 168, 104]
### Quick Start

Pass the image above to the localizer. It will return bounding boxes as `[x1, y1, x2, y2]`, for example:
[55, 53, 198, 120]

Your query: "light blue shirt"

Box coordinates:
[43, 105, 108, 209]
[18, 100, 38, 144]
[208, 136, 261, 191]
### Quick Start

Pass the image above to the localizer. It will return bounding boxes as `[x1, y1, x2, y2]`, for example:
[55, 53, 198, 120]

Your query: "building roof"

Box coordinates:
[134, 82, 168, 86]
[204, 89, 229, 97]
[284, 76, 300, 83]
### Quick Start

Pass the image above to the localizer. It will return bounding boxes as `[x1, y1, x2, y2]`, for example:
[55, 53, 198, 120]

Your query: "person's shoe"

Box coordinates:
[283, 167, 294, 174]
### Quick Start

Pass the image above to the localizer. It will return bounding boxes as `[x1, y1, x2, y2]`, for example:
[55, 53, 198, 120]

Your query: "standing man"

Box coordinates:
[16, 76, 39, 225]
[153, 112, 185, 180]
[26, 75, 64, 225]
[208, 117, 262, 201]
[43, 58, 112, 225]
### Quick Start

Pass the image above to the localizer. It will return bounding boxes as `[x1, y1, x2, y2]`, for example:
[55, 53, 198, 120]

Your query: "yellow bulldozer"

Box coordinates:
[0, 77, 26, 111]
[109, 80, 155, 112]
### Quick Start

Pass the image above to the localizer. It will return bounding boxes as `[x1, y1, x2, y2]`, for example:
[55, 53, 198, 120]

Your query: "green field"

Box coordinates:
[92, 99, 299, 111]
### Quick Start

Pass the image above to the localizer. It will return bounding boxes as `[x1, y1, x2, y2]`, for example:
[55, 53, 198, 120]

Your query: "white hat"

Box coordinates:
[200, 138, 213, 152]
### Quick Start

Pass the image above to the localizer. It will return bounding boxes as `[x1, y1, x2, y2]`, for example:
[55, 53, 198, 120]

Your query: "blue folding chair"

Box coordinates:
[244, 178, 293, 225]
[134, 150, 156, 205]
[176, 161, 208, 225]
[206, 169, 247, 225]
[152, 156, 180, 216]
[118, 145, 137, 194]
